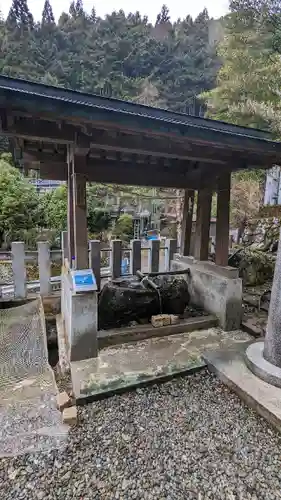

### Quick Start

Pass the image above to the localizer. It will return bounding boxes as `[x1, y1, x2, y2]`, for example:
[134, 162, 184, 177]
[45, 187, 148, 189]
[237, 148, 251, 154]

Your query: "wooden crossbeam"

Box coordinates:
[3, 115, 280, 168]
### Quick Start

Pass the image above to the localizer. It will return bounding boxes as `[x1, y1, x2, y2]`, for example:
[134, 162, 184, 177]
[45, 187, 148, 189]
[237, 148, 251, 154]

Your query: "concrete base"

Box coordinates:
[171, 255, 242, 331]
[98, 315, 218, 348]
[70, 327, 251, 403]
[61, 269, 98, 362]
[203, 343, 281, 432]
[245, 341, 281, 389]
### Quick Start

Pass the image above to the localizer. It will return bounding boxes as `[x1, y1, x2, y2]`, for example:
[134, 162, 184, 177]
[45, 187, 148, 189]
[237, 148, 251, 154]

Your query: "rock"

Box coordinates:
[170, 315, 180, 325]
[57, 391, 71, 412]
[98, 276, 190, 329]
[151, 314, 171, 327]
[98, 277, 159, 330]
[151, 315, 164, 328]
[62, 406, 77, 426]
[229, 248, 276, 286]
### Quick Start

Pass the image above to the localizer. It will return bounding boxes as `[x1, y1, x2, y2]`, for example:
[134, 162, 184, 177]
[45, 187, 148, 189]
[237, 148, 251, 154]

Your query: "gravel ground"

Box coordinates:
[1, 370, 281, 500]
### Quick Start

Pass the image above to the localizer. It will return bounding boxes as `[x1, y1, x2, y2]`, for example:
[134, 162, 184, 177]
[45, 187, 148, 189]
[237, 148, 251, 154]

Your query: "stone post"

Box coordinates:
[61, 231, 68, 264]
[11, 242, 26, 299]
[148, 239, 160, 273]
[246, 227, 281, 387]
[264, 228, 281, 367]
[130, 239, 141, 275]
[89, 240, 101, 291]
[38, 241, 51, 296]
[164, 239, 177, 271]
[111, 240, 122, 279]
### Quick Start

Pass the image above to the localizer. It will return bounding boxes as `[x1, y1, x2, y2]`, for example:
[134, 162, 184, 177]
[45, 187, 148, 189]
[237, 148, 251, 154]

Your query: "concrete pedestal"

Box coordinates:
[171, 255, 242, 331]
[61, 269, 98, 362]
[246, 229, 281, 387]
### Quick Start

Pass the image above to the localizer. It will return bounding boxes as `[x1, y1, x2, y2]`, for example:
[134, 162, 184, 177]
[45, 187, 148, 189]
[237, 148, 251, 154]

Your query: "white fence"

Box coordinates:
[0, 238, 178, 299]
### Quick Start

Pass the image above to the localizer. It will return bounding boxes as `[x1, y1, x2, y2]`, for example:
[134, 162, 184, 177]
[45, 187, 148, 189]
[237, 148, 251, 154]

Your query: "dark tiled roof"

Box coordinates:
[0, 74, 274, 143]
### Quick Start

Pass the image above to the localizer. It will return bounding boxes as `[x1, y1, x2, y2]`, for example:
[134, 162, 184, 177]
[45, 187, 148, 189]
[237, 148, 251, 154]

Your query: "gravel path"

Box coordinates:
[1, 370, 281, 500]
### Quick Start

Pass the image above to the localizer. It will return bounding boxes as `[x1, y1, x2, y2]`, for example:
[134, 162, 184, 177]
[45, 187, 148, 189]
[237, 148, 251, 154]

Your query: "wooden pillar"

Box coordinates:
[194, 188, 212, 261]
[215, 172, 231, 267]
[67, 147, 75, 266]
[73, 168, 88, 269]
[181, 189, 194, 255]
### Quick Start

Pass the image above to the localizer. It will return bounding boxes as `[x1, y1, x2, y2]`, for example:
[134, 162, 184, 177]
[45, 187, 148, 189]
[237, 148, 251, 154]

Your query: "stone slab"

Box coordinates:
[98, 315, 218, 348]
[71, 328, 251, 403]
[203, 343, 281, 432]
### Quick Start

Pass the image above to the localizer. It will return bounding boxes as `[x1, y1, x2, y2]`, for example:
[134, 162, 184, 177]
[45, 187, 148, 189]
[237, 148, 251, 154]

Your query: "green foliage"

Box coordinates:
[114, 214, 134, 241]
[39, 184, 67, 233]
[0, 2, 218, 114]
[201, 0, 281, 137]
[0, 154, 39, 247]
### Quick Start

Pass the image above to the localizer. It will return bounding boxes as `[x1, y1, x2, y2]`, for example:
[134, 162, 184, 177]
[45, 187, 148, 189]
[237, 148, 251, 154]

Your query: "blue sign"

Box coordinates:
[74, 273, 95, 287]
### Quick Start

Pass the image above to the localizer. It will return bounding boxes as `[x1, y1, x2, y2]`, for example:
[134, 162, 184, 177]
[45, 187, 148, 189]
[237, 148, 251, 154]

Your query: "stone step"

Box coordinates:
[203, 343, 281, 432]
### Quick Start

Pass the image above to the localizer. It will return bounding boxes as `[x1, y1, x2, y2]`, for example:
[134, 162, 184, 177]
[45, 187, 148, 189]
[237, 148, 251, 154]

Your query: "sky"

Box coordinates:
[1, 0, 229, 23]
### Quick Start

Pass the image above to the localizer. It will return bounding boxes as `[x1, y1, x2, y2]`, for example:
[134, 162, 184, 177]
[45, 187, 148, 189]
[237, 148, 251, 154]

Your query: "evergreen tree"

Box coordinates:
[7, 0, 33, 30]
[156, 5, 170, 24]
[201, 0, 281, 133]
[41, 0, 55, 26]
[69, 0, 85, 19]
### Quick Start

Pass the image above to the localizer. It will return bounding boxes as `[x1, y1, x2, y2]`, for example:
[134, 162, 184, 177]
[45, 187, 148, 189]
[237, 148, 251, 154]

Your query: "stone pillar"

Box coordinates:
[111, 240, 122, 279]
[245, 228, 281, 387]
[264, 228, 281, 367]
[194, 188, 212, 261]
[89, 240, 101, 291]
[130, 239, 141, 275]
[148, 239, 160, 273]
[11, 242, 26, 299]
[73, 170, 88, 269]
[181, 189, 194, 256]
[61, 231, 68, 264]
[215, 173, 231, 266]
[165, 239, 177, 271]
[38, 241, 51, 296]
[67, 147, 75, 266]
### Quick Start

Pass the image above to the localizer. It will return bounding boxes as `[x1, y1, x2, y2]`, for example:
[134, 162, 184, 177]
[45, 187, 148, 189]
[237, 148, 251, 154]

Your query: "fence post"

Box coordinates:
[130, 239, 141, 275]
[148, 239, 160, 273]
[164, 239, 177, 271]
[61, 231, 68, 264]
[38, 241, 51, 296]
[89, 240, 101, 291]
[11, 242, 26, 299]
[110, 240, 122, 279]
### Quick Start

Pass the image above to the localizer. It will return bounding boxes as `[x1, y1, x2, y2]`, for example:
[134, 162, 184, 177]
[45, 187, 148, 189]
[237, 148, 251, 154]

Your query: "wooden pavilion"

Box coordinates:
[0, 75, 280, 270]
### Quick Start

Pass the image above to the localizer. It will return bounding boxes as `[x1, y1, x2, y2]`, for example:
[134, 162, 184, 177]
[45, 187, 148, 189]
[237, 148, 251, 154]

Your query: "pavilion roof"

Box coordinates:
[0, 75, 280, 189]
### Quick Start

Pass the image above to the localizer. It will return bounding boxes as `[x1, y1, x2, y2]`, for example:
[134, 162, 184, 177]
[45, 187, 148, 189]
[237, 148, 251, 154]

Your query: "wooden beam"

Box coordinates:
[29, 161, 202, 189]
[181, 189, 195, 255]
[194, 188, 212, 260]
[67, 146, 75, 264]
[73, 169, 88, 269]
[4, 116, 281, 167]
[215, 173, 231, 266]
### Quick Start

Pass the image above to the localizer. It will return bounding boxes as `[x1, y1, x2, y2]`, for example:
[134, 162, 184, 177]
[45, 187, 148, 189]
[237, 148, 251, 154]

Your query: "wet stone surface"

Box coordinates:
[1, 370, 281, 500]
